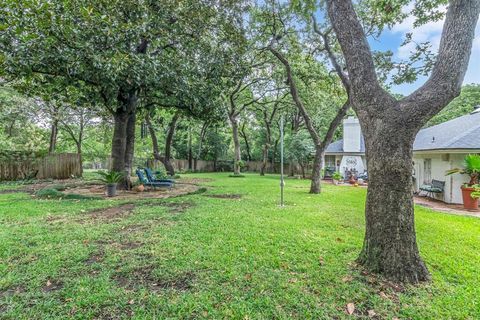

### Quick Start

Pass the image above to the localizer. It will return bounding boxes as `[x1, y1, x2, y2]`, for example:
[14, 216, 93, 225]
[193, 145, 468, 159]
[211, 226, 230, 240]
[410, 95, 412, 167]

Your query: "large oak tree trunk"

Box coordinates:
[193, 122, 208, 172]
[358, 121, 429, 282]
[48, 119, 58, 154]
[111, 90, 137, 189]
[289, 163, 295, 177]
[271, 139, 278, 173]
[260, 145, 268, 176]
[76, 141, 83, 177]
[163, 114, 179, 176]
[310, 148, 324, 194]
[230, 117, 242, 175]
[111, 39, 145, 188]
[188, 128, 193, 170]
[124, 111, 136, 189]
[111, 109, 128, 177]
[260, 123, 272, 176]
[146, 112, 178, 176]
[240, 123, 252, 162]
[326, 0, 480, 283]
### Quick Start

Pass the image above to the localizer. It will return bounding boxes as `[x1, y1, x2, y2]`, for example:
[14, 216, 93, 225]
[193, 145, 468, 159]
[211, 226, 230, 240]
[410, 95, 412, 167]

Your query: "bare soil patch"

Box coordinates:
[94, 239, 143, 249]
[162, 201, 195, 213]
[45, 215, 67, 223]
[205, 194, 242, 199]
[0, 285, 25, 298]
[85, 203, 136, 221]
[84, 250, 105, 265]
[117, 224, 149, 234]
[113, 266, 195, 292]
[42, 279, 63, 293]
[115, 241, 144, 250]
[63, 182, 200, 201]
[14, 179, 100, 194]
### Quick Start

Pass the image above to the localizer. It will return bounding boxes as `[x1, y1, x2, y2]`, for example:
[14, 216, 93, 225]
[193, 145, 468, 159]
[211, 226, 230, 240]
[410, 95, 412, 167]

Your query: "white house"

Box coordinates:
[325, 107, 480, 204]
[324, 116, 366, 178]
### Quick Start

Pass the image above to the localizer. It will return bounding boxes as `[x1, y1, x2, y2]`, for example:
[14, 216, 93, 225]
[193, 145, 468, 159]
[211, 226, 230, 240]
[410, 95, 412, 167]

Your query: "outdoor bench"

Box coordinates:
[419, 179, 445, 198]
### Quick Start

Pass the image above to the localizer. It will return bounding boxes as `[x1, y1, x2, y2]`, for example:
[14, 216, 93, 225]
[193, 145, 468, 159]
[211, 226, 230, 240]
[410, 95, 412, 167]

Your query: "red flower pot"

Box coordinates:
[461, 187, 479, 211]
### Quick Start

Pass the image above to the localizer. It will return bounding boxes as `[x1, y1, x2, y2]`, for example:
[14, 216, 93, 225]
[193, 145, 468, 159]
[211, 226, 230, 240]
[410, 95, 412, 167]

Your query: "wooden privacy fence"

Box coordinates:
[102, 156, 312, 175]
[141, 158, 312, 175]
[0, 153, 82, 181]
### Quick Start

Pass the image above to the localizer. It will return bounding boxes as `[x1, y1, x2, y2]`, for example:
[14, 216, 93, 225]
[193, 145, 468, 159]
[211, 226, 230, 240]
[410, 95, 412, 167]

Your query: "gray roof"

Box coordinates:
[413, 111, 480, 151]
[326, 111, 480, 154]
[325, 135, 365, 154]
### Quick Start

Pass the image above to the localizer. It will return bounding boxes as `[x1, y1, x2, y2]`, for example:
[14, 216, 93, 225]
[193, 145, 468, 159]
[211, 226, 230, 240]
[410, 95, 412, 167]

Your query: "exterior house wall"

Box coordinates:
[325, 112, 479, 204]
[343, 117, 361, 152]
[413, 153, 471, 204]
[323, 117, 366, 176]
[339, 155, 365, 176]
[322, 154, 366, 177]
[449, 154, 472, 204]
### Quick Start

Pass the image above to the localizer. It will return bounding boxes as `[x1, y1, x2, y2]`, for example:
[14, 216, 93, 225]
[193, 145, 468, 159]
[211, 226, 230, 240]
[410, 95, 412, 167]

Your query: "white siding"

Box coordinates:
[413, 153, 471, 204]
[343, 117, 361, 152]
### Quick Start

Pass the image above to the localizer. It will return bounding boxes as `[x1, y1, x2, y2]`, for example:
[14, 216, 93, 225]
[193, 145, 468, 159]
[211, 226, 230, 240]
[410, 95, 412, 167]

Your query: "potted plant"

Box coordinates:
[332, 172, 343, 185]
[97, 170, 124, 197]
[446, 154, 480, 210]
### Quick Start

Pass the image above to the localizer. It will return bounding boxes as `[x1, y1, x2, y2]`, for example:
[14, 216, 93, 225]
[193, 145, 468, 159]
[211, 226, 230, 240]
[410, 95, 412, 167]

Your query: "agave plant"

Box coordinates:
[446, 154, 480, 186]
[97, 170, 124, 185]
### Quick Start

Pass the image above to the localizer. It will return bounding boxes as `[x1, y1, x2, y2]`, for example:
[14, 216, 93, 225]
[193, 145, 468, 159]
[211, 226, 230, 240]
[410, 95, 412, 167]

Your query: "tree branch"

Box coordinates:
[320, 101, 350, 150]
[311, 15, 351, 92]
[268, 45, 321, 145]
[326, 0, 391, 114]
[400, 0, 480, 125]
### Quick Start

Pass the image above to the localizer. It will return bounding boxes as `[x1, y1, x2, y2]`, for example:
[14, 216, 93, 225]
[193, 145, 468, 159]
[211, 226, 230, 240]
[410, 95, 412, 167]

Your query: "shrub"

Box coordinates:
[332, 172, 343, 181]
[229, 174, 245, 178]
[35, 188, 63, 198]
[35, 188, 99, 200]
[49, 184, 67, 191]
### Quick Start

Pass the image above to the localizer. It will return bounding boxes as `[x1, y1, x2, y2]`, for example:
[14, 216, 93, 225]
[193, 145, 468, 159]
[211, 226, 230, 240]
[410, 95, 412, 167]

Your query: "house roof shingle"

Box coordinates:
[325, 111, 480, 154]
[413, 111, 480, 151]
[325, 136, 365, 154]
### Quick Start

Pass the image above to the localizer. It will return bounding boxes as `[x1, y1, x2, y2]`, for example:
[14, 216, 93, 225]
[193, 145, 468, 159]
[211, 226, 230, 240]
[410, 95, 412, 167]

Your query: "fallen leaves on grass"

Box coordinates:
[318, 256, 325, 266]
[346, 302, 355, 315]
[42, 279, 63, 292]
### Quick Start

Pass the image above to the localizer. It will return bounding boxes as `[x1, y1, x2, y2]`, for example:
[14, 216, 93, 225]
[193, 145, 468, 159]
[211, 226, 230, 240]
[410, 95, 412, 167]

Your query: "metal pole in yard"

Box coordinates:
[280, 115, 284, 207]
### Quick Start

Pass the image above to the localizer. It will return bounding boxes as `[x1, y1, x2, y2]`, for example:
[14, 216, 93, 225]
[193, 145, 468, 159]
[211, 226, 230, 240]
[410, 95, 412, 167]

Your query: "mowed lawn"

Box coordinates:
[1, 173, 479, 319]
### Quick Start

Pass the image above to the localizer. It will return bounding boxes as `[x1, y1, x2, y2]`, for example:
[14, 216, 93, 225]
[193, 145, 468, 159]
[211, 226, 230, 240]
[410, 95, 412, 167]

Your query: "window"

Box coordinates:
[423, 159, 432, 184]
[325, 155, 336, 168]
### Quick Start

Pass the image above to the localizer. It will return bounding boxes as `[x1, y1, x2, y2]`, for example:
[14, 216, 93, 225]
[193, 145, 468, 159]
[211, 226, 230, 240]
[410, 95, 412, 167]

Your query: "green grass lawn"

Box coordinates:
[1, 173, 479, 319]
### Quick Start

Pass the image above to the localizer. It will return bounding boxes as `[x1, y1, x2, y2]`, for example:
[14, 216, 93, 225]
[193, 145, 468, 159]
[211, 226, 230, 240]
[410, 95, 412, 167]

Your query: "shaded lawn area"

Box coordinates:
[0, 173, 479, 319]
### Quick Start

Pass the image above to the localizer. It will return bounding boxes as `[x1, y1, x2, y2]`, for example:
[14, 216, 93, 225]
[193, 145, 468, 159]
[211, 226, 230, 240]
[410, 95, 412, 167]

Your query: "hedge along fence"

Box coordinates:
[0, 152, 82, 181]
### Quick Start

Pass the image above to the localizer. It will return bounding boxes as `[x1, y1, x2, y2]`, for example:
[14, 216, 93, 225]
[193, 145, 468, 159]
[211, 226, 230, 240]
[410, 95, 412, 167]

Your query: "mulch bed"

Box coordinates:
[63, 183, 200, 200]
